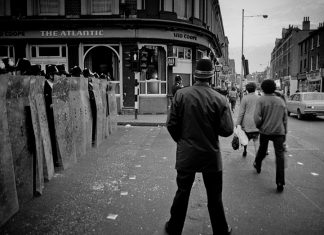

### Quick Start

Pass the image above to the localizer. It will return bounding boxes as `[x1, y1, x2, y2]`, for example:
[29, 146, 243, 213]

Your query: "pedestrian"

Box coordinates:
[228, 87, 238, 112]
[253, 79, 288, 192]
[166, 57, 233, 235]
[171, 74, 184, 96]
[236, 82, 259, 157]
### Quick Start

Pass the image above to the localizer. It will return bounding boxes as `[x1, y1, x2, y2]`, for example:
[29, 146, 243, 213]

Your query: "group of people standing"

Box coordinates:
[166, 57, 287, 235]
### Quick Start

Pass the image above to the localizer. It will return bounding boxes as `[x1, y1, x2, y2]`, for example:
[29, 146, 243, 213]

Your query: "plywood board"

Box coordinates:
[0, 75, 19, 227]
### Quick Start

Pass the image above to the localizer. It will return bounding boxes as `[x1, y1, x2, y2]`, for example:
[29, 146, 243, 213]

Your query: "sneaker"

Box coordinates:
[253, 162, 261, 174]
[277, 183, 284, 193]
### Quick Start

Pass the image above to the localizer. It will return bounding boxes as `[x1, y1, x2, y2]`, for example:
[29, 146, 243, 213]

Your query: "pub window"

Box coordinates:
[139, 46, 167, 95]
[0, 45, 14, 58]
[173, 46, 191, 60]
[30, 45, 67, 58]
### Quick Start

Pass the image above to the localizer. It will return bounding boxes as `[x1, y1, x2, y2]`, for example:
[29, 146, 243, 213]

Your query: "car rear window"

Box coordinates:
[303, 93, 324, 100]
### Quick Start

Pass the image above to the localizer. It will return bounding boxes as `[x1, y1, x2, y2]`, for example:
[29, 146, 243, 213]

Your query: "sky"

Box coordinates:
[219, 0, 324, 73]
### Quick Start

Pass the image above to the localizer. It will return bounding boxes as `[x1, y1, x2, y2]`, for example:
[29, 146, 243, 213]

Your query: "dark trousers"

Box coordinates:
[168, 170, 228, 235]
[255, 134, 285, 185]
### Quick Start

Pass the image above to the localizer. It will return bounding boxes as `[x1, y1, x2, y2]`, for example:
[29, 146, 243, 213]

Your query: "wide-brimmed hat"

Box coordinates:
[194, 57, 214, 79]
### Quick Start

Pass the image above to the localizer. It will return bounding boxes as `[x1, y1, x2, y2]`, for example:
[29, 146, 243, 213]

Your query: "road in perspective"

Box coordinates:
[1, 111, 324, 235]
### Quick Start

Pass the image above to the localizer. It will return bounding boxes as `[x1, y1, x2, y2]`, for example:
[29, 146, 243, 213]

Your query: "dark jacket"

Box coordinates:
[254, 94, 287, 136]
[171, 83, 183, 96]
[167, 83, 233, 172]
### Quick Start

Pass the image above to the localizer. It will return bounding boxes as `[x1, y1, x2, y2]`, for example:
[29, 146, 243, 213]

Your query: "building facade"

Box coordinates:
[270, 17, 313, 96]
[0, 0, 228, 114]
[297, 23, 324, 92]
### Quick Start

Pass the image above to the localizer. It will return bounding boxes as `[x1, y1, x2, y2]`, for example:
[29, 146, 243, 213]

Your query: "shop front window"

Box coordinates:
[139, 46, 166, 95]
[0, 45, 14, 58]
[173, 46, 192, 60]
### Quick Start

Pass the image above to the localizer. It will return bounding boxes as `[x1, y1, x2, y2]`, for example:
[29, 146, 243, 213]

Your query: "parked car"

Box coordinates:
[286, 92, 324, 119]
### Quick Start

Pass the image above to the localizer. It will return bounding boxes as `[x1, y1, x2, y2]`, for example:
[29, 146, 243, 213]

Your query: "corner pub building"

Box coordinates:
[0, 0, 228, 114]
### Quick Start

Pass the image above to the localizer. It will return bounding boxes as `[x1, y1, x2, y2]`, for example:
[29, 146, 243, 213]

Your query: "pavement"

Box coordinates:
[1, 107, 324, 235]
[116, 114, 167, 126]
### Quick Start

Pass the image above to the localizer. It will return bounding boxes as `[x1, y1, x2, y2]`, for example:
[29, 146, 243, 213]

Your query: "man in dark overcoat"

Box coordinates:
[165, 57, 234, 235]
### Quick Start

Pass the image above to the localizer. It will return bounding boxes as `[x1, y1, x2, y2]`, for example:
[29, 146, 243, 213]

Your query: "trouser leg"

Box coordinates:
[273, 136, 285, 185]
[168, 171, 195, 234]
[255, 134, 269, 167]
[202, 171, 229, 234]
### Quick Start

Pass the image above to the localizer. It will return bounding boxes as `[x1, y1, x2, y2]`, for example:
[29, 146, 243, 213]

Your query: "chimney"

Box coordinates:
[302, 16, 310, 30]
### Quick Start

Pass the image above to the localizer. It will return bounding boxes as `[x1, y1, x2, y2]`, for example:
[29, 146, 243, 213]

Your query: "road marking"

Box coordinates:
[107, 214, 118, 220]
[120, 191, 128, 196]
[311, 172, 319, 176]
[286, 179, 324, 213]
[297, 162, 304, 165]
[129, 176, 136, 180]
[135, 164, 141, 168]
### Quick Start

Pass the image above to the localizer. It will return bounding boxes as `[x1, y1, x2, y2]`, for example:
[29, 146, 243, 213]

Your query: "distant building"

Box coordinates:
[0, 0, 228, 114]
[270, 17, 313, 95]
[297, 22, 324, 92]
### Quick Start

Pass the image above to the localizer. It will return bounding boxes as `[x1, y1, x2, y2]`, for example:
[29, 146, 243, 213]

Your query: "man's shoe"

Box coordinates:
[277, 183, 284, 193]
[242, 151, 247, 157]
[253, 162, 261, 174]
[165, 221, 171, 234]
[164, 221, 180, 235]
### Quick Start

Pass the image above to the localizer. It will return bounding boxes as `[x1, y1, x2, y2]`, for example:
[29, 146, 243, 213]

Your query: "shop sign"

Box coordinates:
[215, 65, 222, 72]
[40, 30, 104, 37]
[0, 31, 25, 37]
[306, 71, 321, 81]
[222, 65, 229, 72]
[173, 32, 197, 41]
[167, 57, 176, 66]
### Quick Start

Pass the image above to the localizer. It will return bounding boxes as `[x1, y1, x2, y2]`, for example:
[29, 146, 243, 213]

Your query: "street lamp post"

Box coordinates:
[240, 9, 268, 99]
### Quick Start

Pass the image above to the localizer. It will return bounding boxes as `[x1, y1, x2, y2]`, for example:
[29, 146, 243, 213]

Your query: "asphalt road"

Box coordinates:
[1, 114, 324, 234]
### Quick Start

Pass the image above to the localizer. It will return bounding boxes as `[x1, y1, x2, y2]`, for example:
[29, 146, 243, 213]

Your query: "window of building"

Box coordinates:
[0, 45, 14, 58]
[139, 46, 166, 95]
[316, 54, 319, 70]
[0, 0, 10, 16]
[91, 0, 112, 14]
[310, 56, 314, 71]
[173, 46, 192, 60]
[304, 59, 306, 68]
[27, 0, 64, 15]
[317, 34, 320, 47]
[39, 0, 59, 14]
[300, 60, 302, 73]
[304, 41, 307, 54]
[81, 0, 117, 15]
[30, 45, 67, 58]
[311, 37, 314, 50]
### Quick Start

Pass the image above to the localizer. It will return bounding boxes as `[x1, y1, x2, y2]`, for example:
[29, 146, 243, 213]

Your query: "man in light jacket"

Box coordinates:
[236, 82, 259, 157]
[166, 57, 233, 235]
[253, 79, 287, 192]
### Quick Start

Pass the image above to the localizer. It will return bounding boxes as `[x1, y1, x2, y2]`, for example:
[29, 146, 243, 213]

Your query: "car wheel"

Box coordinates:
[297, 109, 303, 120]
[287, 111, 290, 116]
